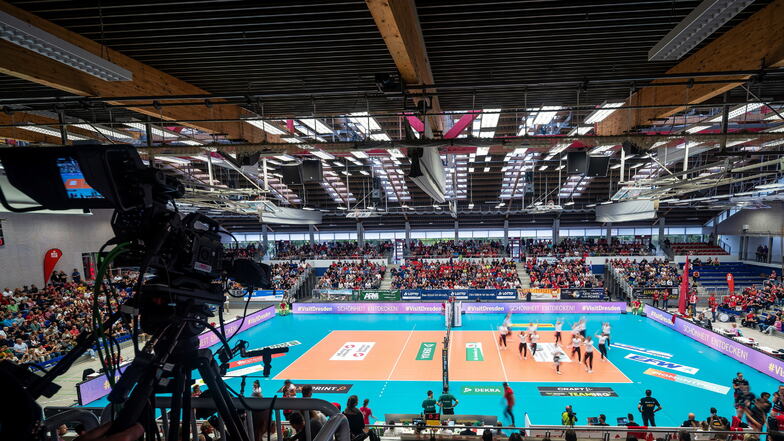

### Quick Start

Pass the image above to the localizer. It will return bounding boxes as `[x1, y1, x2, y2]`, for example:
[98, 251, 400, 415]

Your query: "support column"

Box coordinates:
[262, 224, 269, 259]
[658, 218, 666, 251]
[308, 224, 315, 245]
[405, 221, 412, 248]
[768, 236, 774, 264]
[357, 222, 365, 247]
[454, 221, 459, 240]
[606, 223, 613, 242]
[552, 219, 560, 244]
[739, 236, 746, 260]
[503, 220, 509, 248]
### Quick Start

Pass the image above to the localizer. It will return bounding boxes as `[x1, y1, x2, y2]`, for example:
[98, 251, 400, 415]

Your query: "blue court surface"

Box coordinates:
[86, 312, 778, 426]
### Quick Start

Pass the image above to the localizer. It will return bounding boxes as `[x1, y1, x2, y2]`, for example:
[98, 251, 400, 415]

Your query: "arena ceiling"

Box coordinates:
[1, 0, 784, 232]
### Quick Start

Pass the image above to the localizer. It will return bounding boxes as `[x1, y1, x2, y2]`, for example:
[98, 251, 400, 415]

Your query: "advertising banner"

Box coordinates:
[416, 342, 437, 360]
[399, 289, 519, 301]
[198, 306, 276, 348]
[315, 289, 355, 300]
[293, 302, 443, 314]
[277, 384, 353, 394]
[560, 288, 605, 300]
[76, 363, 130, 405]
[633, 287, 678, 299]
[644, 304, 784, 382]
[249, 289, 284, 301]
[643, 368, 730, 394]
[461, 385, 503, 395]
[538, 386, 618, 397]
[524, 288, 560, 300]
[43, 248, 63, 285]
[359, 290, 401, 301]
[624, 353, 699, 374]
[461, 302, 626, 314]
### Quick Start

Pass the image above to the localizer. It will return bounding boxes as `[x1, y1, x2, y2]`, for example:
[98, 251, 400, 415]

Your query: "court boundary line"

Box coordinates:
[272, 331, 334, 380]
[386, 325, 416, 381]
[491, 327, 509, 382]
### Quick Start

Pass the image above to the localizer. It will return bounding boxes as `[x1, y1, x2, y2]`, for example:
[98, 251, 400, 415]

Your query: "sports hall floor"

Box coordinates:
[85, 311, 779, 426]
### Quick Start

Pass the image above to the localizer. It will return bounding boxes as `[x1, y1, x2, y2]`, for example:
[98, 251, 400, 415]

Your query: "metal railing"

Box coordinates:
[45, 397, 349, 441]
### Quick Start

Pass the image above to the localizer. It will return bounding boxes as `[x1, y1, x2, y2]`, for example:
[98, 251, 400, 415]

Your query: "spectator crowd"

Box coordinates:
[270, 262, 310, 292]
[391, 259, 520, 289]
[609, 258, 681, 288]
[526, 258, 602, 289]
[524, 238, 652, 257]
[1, 270, 135, 366]
[316, 261, 387, 290]
[407, 240, 506, 258]
[275, 241, 392, 259]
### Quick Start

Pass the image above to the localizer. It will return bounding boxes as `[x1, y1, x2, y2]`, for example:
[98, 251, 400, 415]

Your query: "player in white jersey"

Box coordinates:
[518, 331, 528, 359]
[530, 331, 539, 357]
[583, 336, 595, 373]
[570, 333, 582, 362]
[498, 323, 509, 350]
[595, 332, 609, 360]
[601, 322, 612, 347]
[554, 319, 563, 345]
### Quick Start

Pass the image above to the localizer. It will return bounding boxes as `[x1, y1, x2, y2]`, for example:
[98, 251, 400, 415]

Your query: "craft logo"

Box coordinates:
[624, 354, 699, 374]
[277, 383, 353, 394]
[538, 386, 617, 397]
[330, 342, 375, 361]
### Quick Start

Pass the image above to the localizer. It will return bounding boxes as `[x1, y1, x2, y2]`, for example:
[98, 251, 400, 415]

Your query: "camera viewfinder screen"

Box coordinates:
[56, 157, 106, 200]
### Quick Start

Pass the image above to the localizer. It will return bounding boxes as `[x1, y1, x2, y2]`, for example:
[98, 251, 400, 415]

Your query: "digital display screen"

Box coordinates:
[56, 157, 105, 200]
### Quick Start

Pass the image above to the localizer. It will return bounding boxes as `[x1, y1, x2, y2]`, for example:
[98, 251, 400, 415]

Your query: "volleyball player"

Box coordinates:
[518, 330, 528, 360]
[602, 322, 612, 347]
[570, 332, 582, 362]
[576, 318, 587, 337]
[498, 322, 509, 350]
[595, 332, 609, 360]
[554, 319, 563, 346]
[530, 330, 539, 357]
[583, 336, 594, 373]
[553, 348, 563, 375]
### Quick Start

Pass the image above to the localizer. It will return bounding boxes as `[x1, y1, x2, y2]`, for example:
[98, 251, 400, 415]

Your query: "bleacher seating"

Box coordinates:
[670, 242, 729, 255]
[689, 261, 771, 289]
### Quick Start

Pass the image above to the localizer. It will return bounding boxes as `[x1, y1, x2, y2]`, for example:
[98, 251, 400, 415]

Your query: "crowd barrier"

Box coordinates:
[293, 302, 626, 314]
[314, 288, 606, 302]
[632, 287, 678, 298]
[75, 306, 277, 405]
[643, 304, 784, 383]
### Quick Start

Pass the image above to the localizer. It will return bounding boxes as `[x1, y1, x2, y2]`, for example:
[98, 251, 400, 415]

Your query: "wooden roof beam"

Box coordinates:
[366, 0, 444, 135]
[597, 0, 784, 136]
[0, 1, 275, 144]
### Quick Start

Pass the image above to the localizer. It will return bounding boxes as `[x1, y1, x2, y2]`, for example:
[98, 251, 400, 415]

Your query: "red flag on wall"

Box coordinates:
[727, 273, 735, 293]
[43, 248, 63, 285]
[679, 257, 690, 315]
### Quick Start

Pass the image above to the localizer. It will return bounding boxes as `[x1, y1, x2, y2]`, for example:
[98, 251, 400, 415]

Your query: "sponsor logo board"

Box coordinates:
[416, 342, 437, 360]
[277, 384, 353, 394]
[643, 368, 729, 394]
[330, 342, 375, 361]
[538, 386, 618, 397]
[624, 354, 699, 374]
[610, 342, 672, 359]
[466, 342, 484, 361]
[461, 385, 502, 395]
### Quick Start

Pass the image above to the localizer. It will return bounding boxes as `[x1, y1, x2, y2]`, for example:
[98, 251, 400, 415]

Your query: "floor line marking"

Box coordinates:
[387, 325, 416, 381]
[273, 330, 334, 380]
[491, 326, 509, 383]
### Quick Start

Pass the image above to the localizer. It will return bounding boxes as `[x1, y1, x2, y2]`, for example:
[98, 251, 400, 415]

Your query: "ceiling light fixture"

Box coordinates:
[244, 119, 287, 136]
[648, 0, 755, 61]
[0, 10, 133, 81]
[71, 124, 133, 140]
[584, 102, 624, 124]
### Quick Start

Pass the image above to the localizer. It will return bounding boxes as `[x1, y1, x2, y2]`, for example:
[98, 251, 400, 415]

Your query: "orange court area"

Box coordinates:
[276, 330, 631, 383]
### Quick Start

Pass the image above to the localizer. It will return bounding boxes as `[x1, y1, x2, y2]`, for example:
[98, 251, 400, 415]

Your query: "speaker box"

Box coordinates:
[566, 151, 587, 174]
[281, 164, 303, 185]
[586, 156, 611, 177]
[300, 159, 323, 183]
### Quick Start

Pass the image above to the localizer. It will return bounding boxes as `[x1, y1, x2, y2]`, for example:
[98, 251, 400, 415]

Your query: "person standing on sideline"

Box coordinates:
[422, 390, 438, 415]
[502, 382, 516, 426]
[561, 405, 578, 426]
[438, 386, 459, 415]
[662, 290, 670, 310]
[652, 291, 659, 308]
[359, 398, 377, 424]
[689, 291, 698, 316]
[638, 389, 662, 426]
[708, 294, 718, 322]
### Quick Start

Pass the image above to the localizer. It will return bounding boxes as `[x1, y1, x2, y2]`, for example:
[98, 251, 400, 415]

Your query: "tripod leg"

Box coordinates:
[167, 366, 184, 441]
[182, 369, 193, 441]
[197, 354, 251, 441]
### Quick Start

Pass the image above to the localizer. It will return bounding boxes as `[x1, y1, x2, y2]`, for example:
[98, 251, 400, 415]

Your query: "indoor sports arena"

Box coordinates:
[0, 1, 784, 441]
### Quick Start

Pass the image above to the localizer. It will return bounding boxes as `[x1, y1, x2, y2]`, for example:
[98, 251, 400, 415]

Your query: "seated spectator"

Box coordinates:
[681, 413, 700, 428]
[392, 259, 519, 290]
[527, 258, 602, 289]
[317, 261, 386, 290]
[285, 411, 322, 441]
[275, 241, 392, 259]
[408, 240, 505, 258]
[525, 238, 652, 257]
